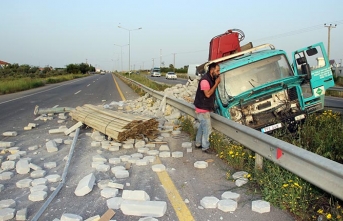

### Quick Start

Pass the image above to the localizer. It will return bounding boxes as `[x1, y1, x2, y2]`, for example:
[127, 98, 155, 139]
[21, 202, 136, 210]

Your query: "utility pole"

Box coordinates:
[173, 53, 176, 72]
[160, 49, 162, 68]
[152, 58, 154, 68]
[86, 59, 88, 65]
[324, 23, 337, 60]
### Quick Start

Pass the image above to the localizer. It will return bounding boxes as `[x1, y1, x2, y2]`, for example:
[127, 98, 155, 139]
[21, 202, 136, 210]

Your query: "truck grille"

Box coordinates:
[288, 87, 298, 101]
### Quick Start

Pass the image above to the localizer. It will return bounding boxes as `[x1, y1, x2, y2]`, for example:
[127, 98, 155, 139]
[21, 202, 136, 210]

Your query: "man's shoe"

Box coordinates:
[202, 148, 215, 154]
[195, 145, 202, 149]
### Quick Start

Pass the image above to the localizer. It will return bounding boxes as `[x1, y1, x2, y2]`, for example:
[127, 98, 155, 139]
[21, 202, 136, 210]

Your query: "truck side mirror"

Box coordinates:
[306, 48, 318, 56]
[301, 64, 312, 80]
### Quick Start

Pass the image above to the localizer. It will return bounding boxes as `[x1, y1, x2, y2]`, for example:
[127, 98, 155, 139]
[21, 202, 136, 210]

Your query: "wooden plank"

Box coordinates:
[98, 209, 115, 221]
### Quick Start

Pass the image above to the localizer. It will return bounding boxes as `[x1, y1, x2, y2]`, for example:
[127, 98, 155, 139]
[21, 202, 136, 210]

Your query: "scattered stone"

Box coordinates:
[54, 138, 63, 144]
[97, 180, 109, 189]
[46, 174, 61, 183]
[122, 144, 133, 149]
[46, 140, 58, 152]
[137, 147, 149, 153]
[28, 191, 47, 201]
[92, 154, 107, 163]
[96, 164, 110, 172]
[128, 157, 140, 164]
[1, 161, 15, 170]
[111, 166, 126, 174]
[187, 147, 192, 153]
[31, 178, 48, 186]
[172, 130, 181, 135]
[16, 208, 27, 220]
[147, 150, 159, 156]
[136, 159, 149, 166]
[252, 200, 270, 214]
[58, 120, 65, 124]
[16, 179, 32, 188]
[194, 161, 208, 169]
[48, 129, 64, 134]
[44, 162, 57, 169]
[235, 178, 248, 187]
[108, 146, 120, 152]
[182, 142, 192, 148]
[0, 142, 15, 148]
[221, 191, 240, 201]
[28, 123, 37, 128]
[91, 141, 101, 147]
[200, 196, 219, 209]
[31, 170, 46, 178]
[7, 154, 20, 161]
[0, 208, 15, 220]
[2, 131, 17, 137]
[91, 162, 104, 169]
[131, 153, 143, 159]
[123, 139, 134, 144]
[69, 132, 77, 138]
[217, 199, 238, 212]
[143, 156, 156, 163]
[101, 188, 119, 198]
[0, 199, 16, 209]
[64, 121, 83, 135]
[108, 182, 124, 189]
[64, 139, 73, 145]
[30, 185, 48, 193]
[159, 152, 170, 158]
[107, 197, 124, 210]
[160, 133, 170, 138]
[172, 151, 183, 158]
[0, 172, 14, 180]
[120, 200, 167, 217]
[16, 159, 30, 174]
[111, 142, 122, 147]
[109, 158, 121, 165]
[60, 213, 83, 221]
[145, 143, 156, 148]
[29, 163, 42, 171]
[119, 155, 131, 162]
[74, 173, 95, 196]
[122, 190, 150, 201]
[17, 151, 26, 156]
[159, 145, 169, 151]
[232, 171, 248, 180]
[184, 199, 190, 204]
[135, 140, 145, 148]
[24, 126, 32, 130]
[28, 145, 39, 151]
[114, 170, 129, 179]
[152, 164, 166, 172]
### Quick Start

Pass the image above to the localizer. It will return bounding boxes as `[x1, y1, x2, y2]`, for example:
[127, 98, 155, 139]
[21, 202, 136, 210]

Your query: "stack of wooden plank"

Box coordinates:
[70, 104, 159, 141]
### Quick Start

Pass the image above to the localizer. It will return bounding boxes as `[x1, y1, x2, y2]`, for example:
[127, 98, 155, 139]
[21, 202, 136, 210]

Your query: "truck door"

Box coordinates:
[291, 42, 335, 111]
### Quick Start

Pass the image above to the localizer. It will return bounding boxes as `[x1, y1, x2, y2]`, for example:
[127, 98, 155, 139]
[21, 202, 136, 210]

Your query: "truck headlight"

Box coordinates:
[230, 107, 242, 122]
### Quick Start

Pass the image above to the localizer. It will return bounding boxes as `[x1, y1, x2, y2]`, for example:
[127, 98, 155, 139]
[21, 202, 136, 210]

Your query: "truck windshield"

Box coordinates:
[153, 68, 160, 72]
[218, 55, 293, 100]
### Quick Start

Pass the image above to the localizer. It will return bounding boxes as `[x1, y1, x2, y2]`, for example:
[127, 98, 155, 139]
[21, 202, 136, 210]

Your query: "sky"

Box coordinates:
[1, 0, 342, 71]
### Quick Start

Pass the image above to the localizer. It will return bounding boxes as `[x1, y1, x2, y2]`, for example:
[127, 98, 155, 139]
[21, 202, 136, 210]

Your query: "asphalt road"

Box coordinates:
[146, 75, 188, 85]
[0, 74, 295, 221]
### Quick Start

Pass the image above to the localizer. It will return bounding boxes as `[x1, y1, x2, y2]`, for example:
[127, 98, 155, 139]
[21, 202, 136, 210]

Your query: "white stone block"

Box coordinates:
[97, 180, 109, 189]
[2, 131, 17, 137]
[31, 170, 46, 178]
[30, 185, 48, 193]
[0, 172, 13, 180]
[54, 138, 63, 144]
[200, 196, 219, 209]
[152, 164, 165, 172]
[48, 129, 64, 134]
[91, 141, 101, 147]
[109, 158, 121, 165]
[232, 171, 248, 180]
[28, 191, 47, 201]
[108, 182, 124, 189]
[194, 161, 208, 169]
[24, 126, 32, 130]
[111, 142, 122, 147]
[111, 166, 126, 174]
[181, 142, 192, 148]
[28, 145, 39, 151]
[145, 143, 156, 148]
[159, 145, 169, 151]
[107, 197, 123, 210]
[16, 178, 32, 188]
[131, 153, 143, 159]
[0, 199, 16, 209]
[92, 155, 107, 163]
[109, 146, 120, 152]
[135, 140, 145, 148]
[60, 213, 83, 221]
[122, 190, 150, 201]
[123, 139, 134, 144]
[122, 144, 133, 149]
[120, 200, 167, 217]
[64, 121, 83, 135]
[46, 140, 58, 152]
[160, 132, 170, 138]
[96, 164, 110, 172]
[91, 162, 103, 169]
[58, 120, 65, 124]
[15, 159, 30, 174]
[235, 178, 248, 187]
[221, 191, 240, 201]
[7, 154, 20, 161]
[44, 162, 57, 169]
[147, 150, 159, 156]
[114, 170, 129, 179]
[0, 208, 15, 220]
[119, 155, 131, 162]
[16, 208, 27, 220]
[217, 199, 237, 212]
[143, 156, 156, 163]
[74, 173, 95, 196]
[136, 159, 149, 166]
[28, 123, 37, 128]
[172, 151, 183, 158]
[172, 130, 181, 135]
[159, 152, 170, 158]
[64, 139, 73, 145]
[31, 178, 48, 186]
[84, 215, 100, 221]
[186, 147, 192, 153]
[128, 157, 140, 164]
[1, 161, 15, 170]
[0, 142, 15, 148]
[101, 187, 119, 198]
[252, 200, 270, 214]
[17, 151, 26, 156]
[29, 163, 42, 171]
[137, 147, 149, 153]
[46, 174, 61, 183]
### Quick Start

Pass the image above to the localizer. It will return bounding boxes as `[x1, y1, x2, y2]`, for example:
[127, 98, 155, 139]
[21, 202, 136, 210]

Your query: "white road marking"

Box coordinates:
[74, 90, 81, 95]
[0, 78, 86, 105]
[87, 84, 91, 87]
[52, 105, 59, 108]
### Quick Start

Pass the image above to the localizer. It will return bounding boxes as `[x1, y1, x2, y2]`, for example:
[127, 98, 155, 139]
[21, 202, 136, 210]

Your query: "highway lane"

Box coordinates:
[146, 75, 188, 85]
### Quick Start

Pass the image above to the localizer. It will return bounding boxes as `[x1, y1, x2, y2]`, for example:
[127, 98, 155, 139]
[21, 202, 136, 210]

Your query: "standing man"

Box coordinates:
[193, 62, 221, 153]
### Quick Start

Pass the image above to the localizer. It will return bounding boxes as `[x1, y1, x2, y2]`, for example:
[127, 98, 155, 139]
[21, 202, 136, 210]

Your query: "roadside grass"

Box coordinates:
[178, 111, 343, 221]
[0, 74, 86, 95]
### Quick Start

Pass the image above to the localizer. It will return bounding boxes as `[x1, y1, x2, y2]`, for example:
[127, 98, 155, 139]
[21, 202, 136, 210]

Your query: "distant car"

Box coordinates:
[150, 67, 161, 77]
[166, 72, 177, 80]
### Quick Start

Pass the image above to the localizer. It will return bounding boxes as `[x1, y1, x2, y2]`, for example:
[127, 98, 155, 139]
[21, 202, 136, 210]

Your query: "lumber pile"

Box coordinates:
[69, 104, 159, 141]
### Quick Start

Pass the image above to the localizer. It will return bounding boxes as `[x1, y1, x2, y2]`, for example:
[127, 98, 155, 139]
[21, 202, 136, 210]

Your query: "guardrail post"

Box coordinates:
[255, 153, 263, 170]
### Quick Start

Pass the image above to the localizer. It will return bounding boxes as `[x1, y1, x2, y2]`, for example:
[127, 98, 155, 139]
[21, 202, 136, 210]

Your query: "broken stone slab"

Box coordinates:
[194, 161, 208, 169]
[15, 159, 30, 174]
[24, 126, 32, 130]
[127, 157, 139, 164]
[109, 158, 121, 165]
[114, 170, 129, 179]
[143, 156, 156, 163]
[91, 162, 104, 169]
[159, 145, 169, 151]
[48, 128, 65, 134]
[232, 171, 248, 180]
[60, 213, 83, 221]
[46, 140, 58, 152]
[2, 131, 17, 137]
[28, 145, 39, 151]
[107, 197, 124, 210]
[137, 147, 149, 154]
[96, 164, 110, 172]
[135, 140, 145, 148]
[123, 139, 135, 144]
[64, 121, 83, 135]
[92, 155, 107, 163]
[91, 141, 101, 147]
[217, 199, 238, 212]
[64, 139, 73, 145]
[17, 151, 26, 156]
[30, 170, 46, 178]
[0, 172, 14, 180]
[44, 162, 57, 169]
[1, 161, 15, 170]
[108, 182, 124, 189]
[147, 150, 159, 156]
[29, 163, 42, 171]
[187, 147, 192, 153]
[31, 178, 48, 186]
[28, 191, 47, 201]
[136, 159, 149, 166]
[97, 180, 109, 189]
[108, 146, 120, 152]
[0, 199, 16, 209]
[7, 154, 20, 161]
[101, 187, 119, 198]
[200, 196, 219, 209]
[159, 152, 170, 158]
[84, 215, 100, 221]
[152, 164, 166, 172]
[172, 151, 183, 158]
[0, 142, 15, 148]
[181, 142, 192, 148]
[221, 191, 241, 201]
[131, 153, 143, 159]
[122, 190, 150, 201]
[120, 200, 167, 217]
[58, 120, 65, 124]
[46, 174, 61, 183]
[16, 178, 33, 188]
[28, 123, 38, 128]
[235, 178, 248, 187]
[122, 144, 133, 149]
[30, 185, 48, 193]
[111, 142, 122, 147]
[119, 155, 131, 162]
[54, 138, 63, 144]
[16, 208, 27, 220]
[0, 208, 15, 220]
[252, 200, 270, 214]
[111, 166, 126, 174]
[74, 173, 96, 196]
[145, 143, 156, 148]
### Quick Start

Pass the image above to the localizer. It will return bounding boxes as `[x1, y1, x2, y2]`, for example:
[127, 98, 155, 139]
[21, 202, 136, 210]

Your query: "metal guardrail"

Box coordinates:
[328, 86, 343, 91]
[124, 77, 343, 201]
